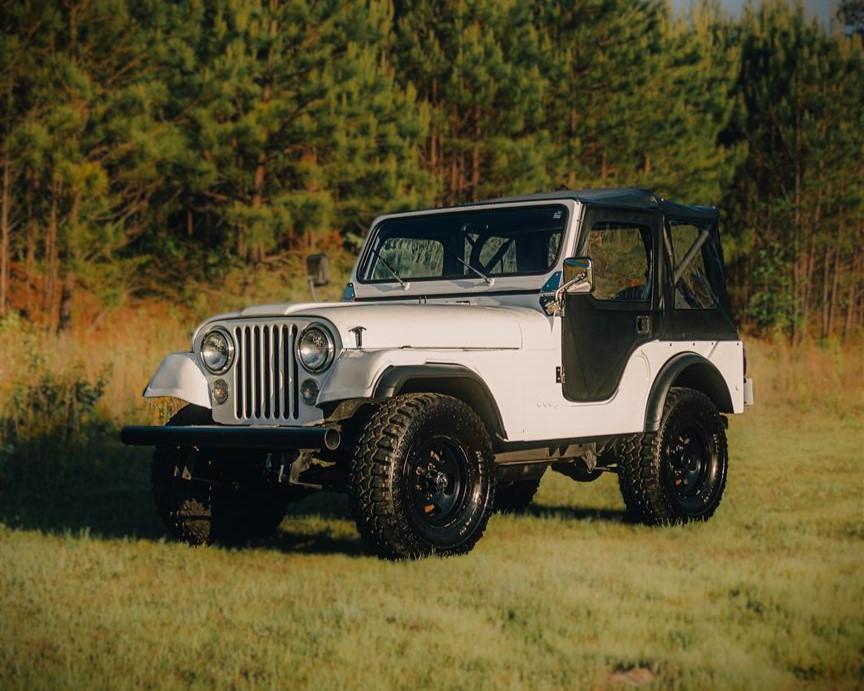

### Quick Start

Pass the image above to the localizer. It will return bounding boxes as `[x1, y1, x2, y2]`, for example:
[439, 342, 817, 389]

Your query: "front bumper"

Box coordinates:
[120, 425, 341, 451]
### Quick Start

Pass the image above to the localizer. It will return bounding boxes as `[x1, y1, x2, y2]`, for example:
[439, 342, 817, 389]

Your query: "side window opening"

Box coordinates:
[585, 221, 653, 302]
[667, 222, 720, 310]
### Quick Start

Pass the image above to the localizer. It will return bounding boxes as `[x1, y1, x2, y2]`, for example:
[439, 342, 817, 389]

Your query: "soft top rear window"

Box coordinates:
[359, 205, 568, 283]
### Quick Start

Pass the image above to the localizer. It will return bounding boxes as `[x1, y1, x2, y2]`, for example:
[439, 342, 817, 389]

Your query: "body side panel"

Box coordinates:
[317, 334, 744, 441]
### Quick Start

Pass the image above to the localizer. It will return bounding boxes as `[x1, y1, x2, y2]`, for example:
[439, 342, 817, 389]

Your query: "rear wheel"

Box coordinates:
[349, 394, 495, 559]
[618, 387, 728, 525]
[150, 406, 297, 545]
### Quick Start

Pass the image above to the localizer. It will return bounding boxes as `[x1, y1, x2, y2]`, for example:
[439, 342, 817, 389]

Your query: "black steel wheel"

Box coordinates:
[151, 405, 295, 546]
[405, 437, 472, 530]
[617, 387, 728, 525]
[350, 393, 495, 559]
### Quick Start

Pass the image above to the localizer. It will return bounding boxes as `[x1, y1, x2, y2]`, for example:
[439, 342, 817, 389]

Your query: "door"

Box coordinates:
[562, 208, 660, 402]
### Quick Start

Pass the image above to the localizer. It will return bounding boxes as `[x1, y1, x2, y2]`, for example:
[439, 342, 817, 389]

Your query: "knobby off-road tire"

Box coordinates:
[494, 474, 544, 514]
[618, 387, 728, 525]
[349, 393, 496, 560]
[151, 405, 293, 546]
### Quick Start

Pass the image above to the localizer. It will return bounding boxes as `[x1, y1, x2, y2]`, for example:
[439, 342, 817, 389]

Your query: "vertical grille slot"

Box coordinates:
[234, 326, 243, 419]
[253, 326, 262, 418]
[272, 326, 280, 419]
[244, 326, 252, 418]
[263, 326, 271, 418]
[291, 324, 299, 419]
[230, 320, 298, 422]
[282, 325, 291, 420]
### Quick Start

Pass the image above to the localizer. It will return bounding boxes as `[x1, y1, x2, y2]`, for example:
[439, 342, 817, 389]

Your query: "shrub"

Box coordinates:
[0, 314, 111, 486]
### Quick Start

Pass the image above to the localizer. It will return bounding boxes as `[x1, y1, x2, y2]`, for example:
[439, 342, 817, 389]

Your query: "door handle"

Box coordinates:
[636, 315, 651, 335]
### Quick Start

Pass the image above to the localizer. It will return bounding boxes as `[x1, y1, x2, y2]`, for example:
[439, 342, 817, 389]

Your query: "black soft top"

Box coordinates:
[472, 187, 719, 224]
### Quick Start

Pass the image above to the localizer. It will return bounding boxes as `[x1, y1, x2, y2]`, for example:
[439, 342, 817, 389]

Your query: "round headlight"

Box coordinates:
[200, 327, 234, 374]
[297, 325, 335, 373]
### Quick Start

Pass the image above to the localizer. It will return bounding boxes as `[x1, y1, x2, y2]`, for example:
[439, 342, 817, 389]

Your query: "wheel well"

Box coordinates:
[672, 362, 733, 414]
[645, 354, 733, 432]
[373, 365, 506, 440]
[400, 377, 505, 440]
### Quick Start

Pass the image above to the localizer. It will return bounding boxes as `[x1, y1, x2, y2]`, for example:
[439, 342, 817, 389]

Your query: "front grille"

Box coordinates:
[233, 323, 300, 422]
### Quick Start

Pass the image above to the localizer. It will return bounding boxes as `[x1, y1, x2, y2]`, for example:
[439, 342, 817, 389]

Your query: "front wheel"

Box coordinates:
[151, 405, 295, 545]
[618, 387, 728, 525]
[349, 394, 495, 559]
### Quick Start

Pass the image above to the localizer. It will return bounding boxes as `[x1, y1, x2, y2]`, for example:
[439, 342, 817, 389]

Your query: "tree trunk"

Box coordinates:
[821, 243, 831, 339]
[827, 225, 842, 337]
[448, 110, 459, 204]
[251, 10, 277, 263]
[57, 189, 80, 332]
[25, 221, 34, 319]
[66, 0, 78, 56]
[844, 248, 858, 339]
[45, 182, 59, 329]
[471, 106, 481, 200]
[801, 241, 815, 338]
[430, 78, 438, 178]
[791, 73, 803, 345]
[568, 106, 577, 188]
[0, 151, 10, 317]
[59, 270, 75, 332]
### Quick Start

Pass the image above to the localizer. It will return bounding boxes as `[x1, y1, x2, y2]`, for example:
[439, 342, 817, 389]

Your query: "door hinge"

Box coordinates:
[556, 366, 565, 384]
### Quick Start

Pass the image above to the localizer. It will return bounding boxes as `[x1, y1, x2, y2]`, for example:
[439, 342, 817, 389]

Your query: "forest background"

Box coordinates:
[1, 0, 862, 342]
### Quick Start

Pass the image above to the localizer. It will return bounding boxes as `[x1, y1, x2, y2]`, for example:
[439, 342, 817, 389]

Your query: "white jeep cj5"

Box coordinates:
[122, 188, 754, 559]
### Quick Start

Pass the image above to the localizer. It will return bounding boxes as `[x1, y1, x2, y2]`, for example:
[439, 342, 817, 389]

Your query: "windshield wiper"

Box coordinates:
[370, 247, 406, 287]
[453, 255, 493, 285]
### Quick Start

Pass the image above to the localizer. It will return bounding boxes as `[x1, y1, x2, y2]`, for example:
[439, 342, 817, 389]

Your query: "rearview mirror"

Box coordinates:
[306, 253, 330, 287]
[561, 256, 593, 294]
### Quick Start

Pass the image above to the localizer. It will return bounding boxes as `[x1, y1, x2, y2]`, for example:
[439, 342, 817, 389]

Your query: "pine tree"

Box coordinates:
[1, 0, 177, 327]
[154, 0, 431, 271]
[722, 1, 864, 339]
[536, 0, 665, 189]
[394, 0, 552, 203]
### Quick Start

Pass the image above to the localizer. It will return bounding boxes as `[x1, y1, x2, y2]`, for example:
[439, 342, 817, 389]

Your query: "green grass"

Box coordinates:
[1, 404, 862, 690]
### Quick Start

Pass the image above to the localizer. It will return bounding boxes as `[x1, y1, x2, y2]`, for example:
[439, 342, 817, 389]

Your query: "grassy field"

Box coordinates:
[1, 324, 863, 689]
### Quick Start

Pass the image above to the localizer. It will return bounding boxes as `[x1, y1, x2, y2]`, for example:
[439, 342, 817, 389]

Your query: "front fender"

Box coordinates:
[316, 349, 506, 439]
[143, 353, 211, 409]
[317, 349, 435, 405]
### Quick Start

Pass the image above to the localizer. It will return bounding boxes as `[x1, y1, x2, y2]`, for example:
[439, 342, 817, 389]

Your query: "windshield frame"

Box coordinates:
[355, 203, 570, 286]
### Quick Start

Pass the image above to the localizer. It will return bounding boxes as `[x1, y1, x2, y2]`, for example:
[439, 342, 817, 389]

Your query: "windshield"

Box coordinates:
[359, 204, 567, 283]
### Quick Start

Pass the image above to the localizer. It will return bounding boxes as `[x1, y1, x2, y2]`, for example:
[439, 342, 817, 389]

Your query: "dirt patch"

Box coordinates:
[609, 665, 656, 686]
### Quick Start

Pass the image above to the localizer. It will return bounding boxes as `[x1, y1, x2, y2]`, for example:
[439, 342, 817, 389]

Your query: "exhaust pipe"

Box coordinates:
[323, 427, 341, 451]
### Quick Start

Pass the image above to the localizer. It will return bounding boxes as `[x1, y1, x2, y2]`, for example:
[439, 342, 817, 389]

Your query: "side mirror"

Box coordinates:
[542, 257, 594, 316]
[306, 253, 330, 287]
[561, 256, 593, 295]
